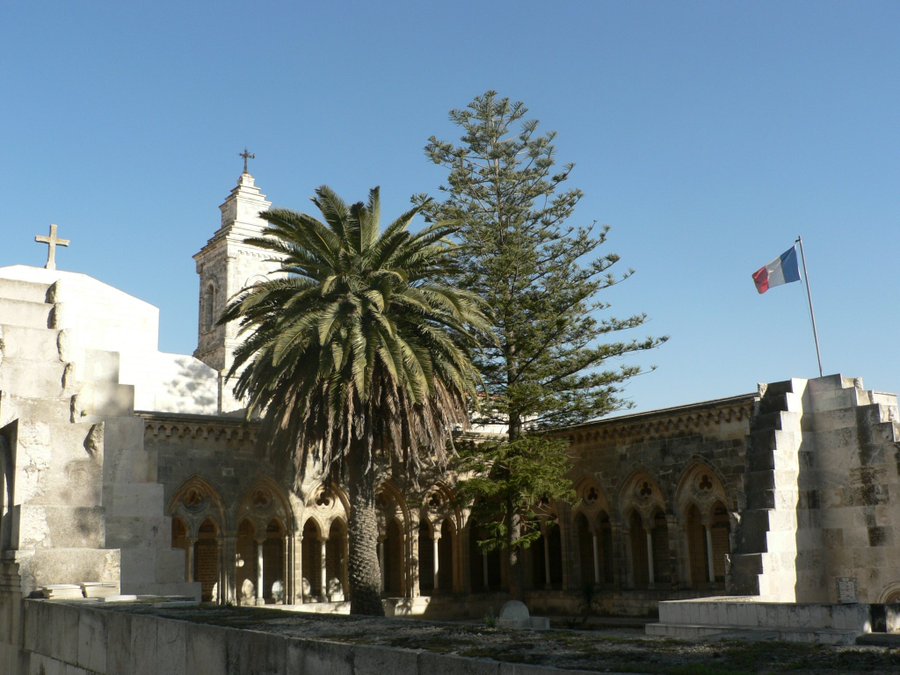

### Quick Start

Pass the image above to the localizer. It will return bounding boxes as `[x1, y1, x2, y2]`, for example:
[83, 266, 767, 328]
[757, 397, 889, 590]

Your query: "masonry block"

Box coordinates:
[185, 623, 227, 674]
[76, 608, 106, 673]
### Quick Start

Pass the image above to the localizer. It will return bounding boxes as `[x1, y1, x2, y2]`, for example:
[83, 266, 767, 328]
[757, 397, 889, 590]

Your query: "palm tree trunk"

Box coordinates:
[347, 446, 385, 616]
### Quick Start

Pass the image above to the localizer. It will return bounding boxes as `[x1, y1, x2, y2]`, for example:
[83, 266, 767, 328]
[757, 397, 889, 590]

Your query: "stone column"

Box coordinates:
[433, 535, 441, 592]
[256, 540, 265, 604]
[223, 535, 237, 605]
[591, 532, 601, 584]
[408, 525, 419, 598]
[215, 538, 223, 604]
[186, 538, 196, 583]
[646, 529, 655, 586]
[297, 533, 304, 604]
[378, 539, 385, 588]
[704, 526, 716, 584]
[283, 534, 291, 604]
[320, 538, 328, 599]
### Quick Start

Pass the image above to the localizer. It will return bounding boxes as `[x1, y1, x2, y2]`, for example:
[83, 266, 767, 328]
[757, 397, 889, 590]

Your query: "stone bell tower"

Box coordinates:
[194, 152, 280, 412]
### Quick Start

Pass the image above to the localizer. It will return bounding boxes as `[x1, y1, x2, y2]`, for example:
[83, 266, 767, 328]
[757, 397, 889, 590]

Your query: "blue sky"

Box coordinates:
[2, 1, 898, 414]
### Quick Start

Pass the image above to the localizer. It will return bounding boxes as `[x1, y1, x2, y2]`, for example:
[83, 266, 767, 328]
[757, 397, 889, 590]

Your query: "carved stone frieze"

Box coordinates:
[562, 396, 756, 446]
[140, 412, 258, 445]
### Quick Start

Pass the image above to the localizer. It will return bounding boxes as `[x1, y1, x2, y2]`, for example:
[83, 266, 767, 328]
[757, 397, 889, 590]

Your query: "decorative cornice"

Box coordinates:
[138, 411, 259, 444]
[558, 395, 757, 445]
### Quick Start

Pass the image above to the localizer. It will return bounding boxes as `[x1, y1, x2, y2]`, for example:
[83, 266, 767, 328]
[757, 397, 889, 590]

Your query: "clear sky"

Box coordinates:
[2, 1, 898, 415]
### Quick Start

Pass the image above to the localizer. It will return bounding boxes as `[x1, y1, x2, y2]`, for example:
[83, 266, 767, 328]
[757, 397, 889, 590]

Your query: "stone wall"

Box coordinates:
[20, 599, 584, 675]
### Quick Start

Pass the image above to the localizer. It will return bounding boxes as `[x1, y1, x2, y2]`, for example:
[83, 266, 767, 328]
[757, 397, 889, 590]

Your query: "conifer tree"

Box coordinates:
[420, 91, 666, 596]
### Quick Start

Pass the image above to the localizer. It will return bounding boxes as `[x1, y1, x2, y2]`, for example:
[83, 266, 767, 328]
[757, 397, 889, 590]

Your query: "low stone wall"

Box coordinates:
[647, 596, 878, 644]
[19, 599, 594, 675]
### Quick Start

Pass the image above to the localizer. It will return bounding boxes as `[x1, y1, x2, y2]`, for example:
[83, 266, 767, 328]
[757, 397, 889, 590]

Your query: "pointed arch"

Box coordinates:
[618, 469, 668, 525]
[673, 460, 731, 522]
[168, 475, 226, 538]
[674, 461, 732, 588]
[237, 475, 295, 537]
[235, 476, 294, 605]
[619, 471, 670, 589]
[571, 476, 614, 587]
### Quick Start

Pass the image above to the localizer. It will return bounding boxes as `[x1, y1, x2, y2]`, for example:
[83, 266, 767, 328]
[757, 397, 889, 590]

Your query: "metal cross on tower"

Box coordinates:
[239, 148, 256, 174]
[35, 224, 70, 271]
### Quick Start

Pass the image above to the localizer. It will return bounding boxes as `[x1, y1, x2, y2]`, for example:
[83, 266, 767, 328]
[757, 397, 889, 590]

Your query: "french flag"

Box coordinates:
[752, 246, 801, 294]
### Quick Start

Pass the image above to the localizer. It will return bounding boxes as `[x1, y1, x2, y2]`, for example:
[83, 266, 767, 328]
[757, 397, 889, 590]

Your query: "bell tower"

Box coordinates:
[194, 154, 279, 412]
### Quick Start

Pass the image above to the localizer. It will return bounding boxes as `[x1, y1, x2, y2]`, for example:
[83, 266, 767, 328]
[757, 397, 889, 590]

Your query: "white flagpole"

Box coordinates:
[795, 235, 823, 377]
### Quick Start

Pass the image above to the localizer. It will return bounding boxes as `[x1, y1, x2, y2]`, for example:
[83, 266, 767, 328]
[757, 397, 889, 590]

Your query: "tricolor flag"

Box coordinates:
[752, 246, 801, 294]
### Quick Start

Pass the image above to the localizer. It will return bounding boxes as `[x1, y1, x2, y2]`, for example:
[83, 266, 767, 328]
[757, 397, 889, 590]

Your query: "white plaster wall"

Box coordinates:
[0, 265, 159, 354]
[119, 352, 218, 414]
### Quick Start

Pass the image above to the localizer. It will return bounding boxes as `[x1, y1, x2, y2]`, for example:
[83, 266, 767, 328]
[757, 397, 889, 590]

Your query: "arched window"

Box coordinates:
[418, 519, 434, 593]
[203, 283, 216, 332]
[438, 519, 454, 591]
[327, 520, 348, 598]
[302, 519, 322, 600]
[195, 518, 219, 601]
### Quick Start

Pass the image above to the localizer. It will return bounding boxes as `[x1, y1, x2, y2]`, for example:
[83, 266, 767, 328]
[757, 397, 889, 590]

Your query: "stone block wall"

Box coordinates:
[20, 600, 580, 675]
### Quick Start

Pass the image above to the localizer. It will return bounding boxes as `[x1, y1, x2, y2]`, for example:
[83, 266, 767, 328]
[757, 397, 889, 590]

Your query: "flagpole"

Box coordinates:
[795, 235, 823, 377]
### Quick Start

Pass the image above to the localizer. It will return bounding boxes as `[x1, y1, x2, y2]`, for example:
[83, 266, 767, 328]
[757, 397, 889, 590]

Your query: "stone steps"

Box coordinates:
[71, 381, 135, 421]
[0, 277, 50, 304]
[0, 393, 72, 426]
[0, 297, 53, 331]
[0, 358, 67, 399]
[0, 324, 61, 362]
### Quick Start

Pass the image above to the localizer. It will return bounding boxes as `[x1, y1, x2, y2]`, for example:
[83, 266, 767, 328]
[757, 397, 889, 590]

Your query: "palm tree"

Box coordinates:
[221, 186, 487, 615]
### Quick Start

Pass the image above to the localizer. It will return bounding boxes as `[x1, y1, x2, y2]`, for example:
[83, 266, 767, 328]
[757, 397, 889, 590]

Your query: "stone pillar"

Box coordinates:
[646, 529, 655, 586]
[704, 526, 716, 584]
[433, 535, 441, 591]
[283, 534, 291, 604]
[186, 539, 196, 583]
[297, 533, 305, 604]
[408, 525, 419, 598]
[223, 535, 237, 605]
[256, 540, 264, 604]
[320, 538, 328, 598]
[215, 538, 223, 604]
[591, 532, 600, 585]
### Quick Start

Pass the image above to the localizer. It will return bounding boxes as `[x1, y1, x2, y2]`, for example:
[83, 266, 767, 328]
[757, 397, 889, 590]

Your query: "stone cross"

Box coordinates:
[239, 148, 255, 174]
[35, 224, 70, 271]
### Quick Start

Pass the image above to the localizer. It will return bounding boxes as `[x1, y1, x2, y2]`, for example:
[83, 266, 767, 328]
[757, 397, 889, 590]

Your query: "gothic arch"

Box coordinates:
[376, 479, 411, 532]
[618, 470, 668, 528]
[168, 476, 226, 538]
[573, 475, 612, 516]
[420, 481, 463, 533]
[673, 461, 730, 522]
[619, 471, 671, 588]
[377, 480, 410, 597]
[303, 481, 349, 534]
[879, 582, 900, 603]
[202, 281, 217, 333]
[571, 478, 615, 586]
[530, 507, 564, 589]
[674, 462, 731, 587]
[236, 476, 294, 537]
